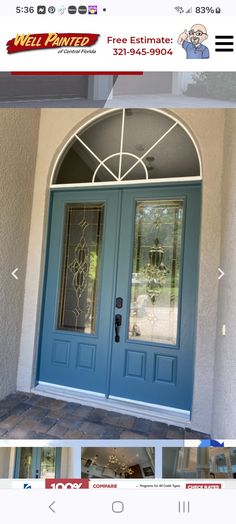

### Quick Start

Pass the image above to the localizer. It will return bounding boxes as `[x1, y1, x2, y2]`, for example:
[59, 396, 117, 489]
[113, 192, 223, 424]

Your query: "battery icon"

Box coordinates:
[215, 7, 221, 13]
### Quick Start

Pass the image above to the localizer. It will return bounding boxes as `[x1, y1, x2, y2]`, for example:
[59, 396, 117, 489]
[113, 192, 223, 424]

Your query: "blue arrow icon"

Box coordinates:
[199, 439, 224, 447]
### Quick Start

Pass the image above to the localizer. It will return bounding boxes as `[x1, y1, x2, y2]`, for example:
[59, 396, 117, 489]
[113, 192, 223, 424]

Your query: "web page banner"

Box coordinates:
[1, 16, 235, 72]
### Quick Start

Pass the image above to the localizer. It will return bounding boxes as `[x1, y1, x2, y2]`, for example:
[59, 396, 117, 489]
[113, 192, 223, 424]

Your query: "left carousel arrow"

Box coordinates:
[11, 268, 19, 280]
[49, 501, 56, 514]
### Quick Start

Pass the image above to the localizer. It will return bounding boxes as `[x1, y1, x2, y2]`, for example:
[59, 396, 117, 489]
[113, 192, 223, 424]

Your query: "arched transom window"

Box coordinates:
[52, 109, 201, 186]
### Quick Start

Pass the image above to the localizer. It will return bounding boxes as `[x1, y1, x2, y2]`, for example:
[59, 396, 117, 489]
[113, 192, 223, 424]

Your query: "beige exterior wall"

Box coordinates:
[53, 447, 81, 477]
[212, 109, 236, 438]
[0, 448, 11, 477]
[0, 110, 40, 400]
[15, 108, 229, 435]
[171, 110, 225, 434]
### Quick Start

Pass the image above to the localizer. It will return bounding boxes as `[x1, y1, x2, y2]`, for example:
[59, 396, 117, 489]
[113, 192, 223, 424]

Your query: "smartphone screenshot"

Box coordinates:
[0, 1, 236, 521]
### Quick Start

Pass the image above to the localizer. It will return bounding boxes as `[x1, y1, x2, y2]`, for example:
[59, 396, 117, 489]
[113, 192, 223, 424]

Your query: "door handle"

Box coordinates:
[115, 314, 122, 343]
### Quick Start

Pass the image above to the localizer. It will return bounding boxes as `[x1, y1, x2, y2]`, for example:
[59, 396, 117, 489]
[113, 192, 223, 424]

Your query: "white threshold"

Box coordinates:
[33, 382, 191, 428]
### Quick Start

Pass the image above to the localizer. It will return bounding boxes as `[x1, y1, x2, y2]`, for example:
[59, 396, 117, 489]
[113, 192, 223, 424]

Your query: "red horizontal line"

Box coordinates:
[10, 71, 143, 76]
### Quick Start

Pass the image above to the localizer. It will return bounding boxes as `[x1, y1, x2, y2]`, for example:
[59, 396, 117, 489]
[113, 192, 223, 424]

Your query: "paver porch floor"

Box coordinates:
[0, 392, 209, 440]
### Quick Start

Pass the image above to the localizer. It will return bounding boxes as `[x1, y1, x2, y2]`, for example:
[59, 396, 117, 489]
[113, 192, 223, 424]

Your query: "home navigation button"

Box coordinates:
[112, 501, 124, 513]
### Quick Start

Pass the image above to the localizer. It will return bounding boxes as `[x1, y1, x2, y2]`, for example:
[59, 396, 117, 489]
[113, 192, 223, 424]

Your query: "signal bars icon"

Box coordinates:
[174, 6, 193, 13]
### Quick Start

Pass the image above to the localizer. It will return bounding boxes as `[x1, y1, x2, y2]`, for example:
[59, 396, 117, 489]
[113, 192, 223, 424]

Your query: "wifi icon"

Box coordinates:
[175, 6, 184, 13]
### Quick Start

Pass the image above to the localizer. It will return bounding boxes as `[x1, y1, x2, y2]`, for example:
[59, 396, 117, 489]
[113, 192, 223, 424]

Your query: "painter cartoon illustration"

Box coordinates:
[178, 24, 209, 58]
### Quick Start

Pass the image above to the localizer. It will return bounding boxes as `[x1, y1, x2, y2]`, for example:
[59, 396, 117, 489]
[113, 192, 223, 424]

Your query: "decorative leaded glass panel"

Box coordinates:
[18, 448, 33, 478]
[58, 203, 104, 333]
[40, 448, 57, 479]
[128, 200, 183, 345]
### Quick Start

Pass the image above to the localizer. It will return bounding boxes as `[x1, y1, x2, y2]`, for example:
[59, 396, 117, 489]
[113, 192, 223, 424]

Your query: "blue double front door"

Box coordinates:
[14, 448, 60, 478]
[38, 184, 201, 411]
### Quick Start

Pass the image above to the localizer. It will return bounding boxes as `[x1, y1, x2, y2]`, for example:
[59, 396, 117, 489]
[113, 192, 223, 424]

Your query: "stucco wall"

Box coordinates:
[0, 448, 11, 477]
[60, 448, 73, 477]
[0, 109, 40, 400]
[172, 109, 225, 434]
[212, 109, 236, 438]
[16, 108, 226, 435]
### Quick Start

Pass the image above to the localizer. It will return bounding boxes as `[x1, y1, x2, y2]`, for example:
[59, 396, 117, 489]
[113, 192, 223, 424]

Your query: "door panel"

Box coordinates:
[0, 73, 88, 100]
[15, 447, 33, 478]
[113, 73, 173, 95]
[38, 190, 121, 393]
[38, 185, 201, 411]
[109, 185, 201, 411]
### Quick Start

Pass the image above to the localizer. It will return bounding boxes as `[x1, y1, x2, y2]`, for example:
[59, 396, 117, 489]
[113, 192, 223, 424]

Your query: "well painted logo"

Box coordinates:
[6, 33, 100, 54]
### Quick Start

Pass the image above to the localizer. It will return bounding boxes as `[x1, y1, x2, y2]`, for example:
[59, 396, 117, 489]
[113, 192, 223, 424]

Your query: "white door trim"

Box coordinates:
[87, 76, 114, 101]
[33, 382, 191, 428]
